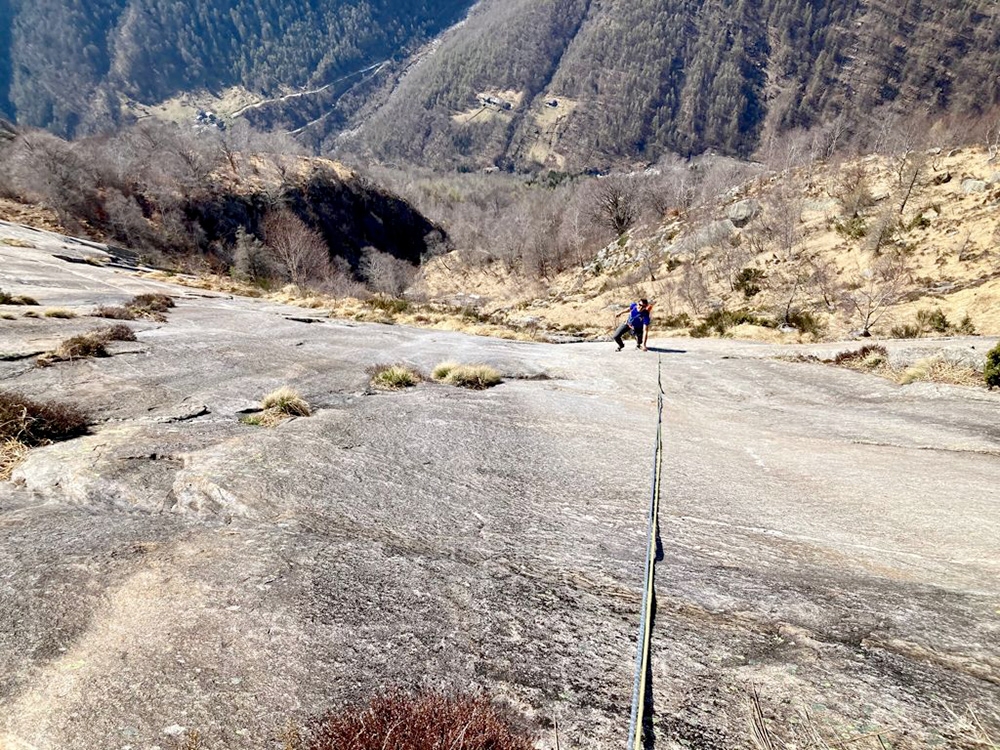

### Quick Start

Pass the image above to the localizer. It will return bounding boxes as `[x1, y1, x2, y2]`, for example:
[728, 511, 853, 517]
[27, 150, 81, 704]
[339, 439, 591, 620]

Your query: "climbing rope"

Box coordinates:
[626, 357, 665, 750]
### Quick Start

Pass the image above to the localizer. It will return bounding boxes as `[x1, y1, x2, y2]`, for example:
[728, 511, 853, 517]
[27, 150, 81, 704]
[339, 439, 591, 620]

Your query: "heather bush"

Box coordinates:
[308, 690, 534, 750]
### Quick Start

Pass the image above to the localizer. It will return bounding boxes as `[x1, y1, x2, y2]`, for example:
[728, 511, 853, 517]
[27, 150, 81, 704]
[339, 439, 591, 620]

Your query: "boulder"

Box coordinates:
[727, 199, 761, 227]
[962, 179, 988, 193]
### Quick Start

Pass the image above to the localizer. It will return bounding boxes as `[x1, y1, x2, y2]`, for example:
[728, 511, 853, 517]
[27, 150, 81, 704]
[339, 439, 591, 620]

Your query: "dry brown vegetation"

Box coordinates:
[91, 293, 174, 322]
[368, 363, 423, 390]
[307, 690, 535, 750]
[0, 391, 88, 479]
[3, 114, 1000, 345]
[829, 344, 985, 388]
[36, 324, 138, 366]
[405, 144, 1000, 343]
[241, 387, 312, 427]
[0, 288, 39, 306]
[432, 362, 503, 389]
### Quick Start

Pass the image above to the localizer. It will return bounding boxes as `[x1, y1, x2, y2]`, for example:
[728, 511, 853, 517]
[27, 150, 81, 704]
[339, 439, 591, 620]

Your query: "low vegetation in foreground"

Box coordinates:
[368, 363, 423, 390]
[0, 391, 88, 479]
[93, 293, 175, 322]
[825, 344, 992, 388]
[36, 324, 137, 366]
[241, 387, 312, 427]
[0, 288, 38, 306]
[307, 689, 535, 750]
[432, 362, 503, 390]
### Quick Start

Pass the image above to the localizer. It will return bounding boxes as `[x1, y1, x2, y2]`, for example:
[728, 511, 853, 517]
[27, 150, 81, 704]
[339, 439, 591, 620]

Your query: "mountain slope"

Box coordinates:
[0, 0, 475, 137]
[349, 0, 1000, 170]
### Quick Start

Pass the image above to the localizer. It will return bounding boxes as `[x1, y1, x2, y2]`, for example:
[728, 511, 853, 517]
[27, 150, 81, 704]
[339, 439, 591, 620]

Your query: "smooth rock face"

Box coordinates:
[2, 235, 1000, 750]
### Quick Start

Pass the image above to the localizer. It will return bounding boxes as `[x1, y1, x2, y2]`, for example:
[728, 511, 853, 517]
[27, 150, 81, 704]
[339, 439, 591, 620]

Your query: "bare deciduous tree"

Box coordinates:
[593, 177, 638, 237]
[262, 209, 330, 286]
[360, 247, 416, 297]
[679, 262, 710, 315]
[987, 116, 1000, 162]
[841, 253, 912, 336]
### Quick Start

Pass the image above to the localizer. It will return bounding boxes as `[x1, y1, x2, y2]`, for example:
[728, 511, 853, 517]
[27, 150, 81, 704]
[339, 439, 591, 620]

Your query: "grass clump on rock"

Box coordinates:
[897, 357, 980, 387]
[93, 293, 174, 322]
[309, 689, 535, 750]
[0, 288, 38, 306]
[262, 387, 311, 416]
[368, 363, 422, 390]
[43, 307, 76, 319]
[432, 362, 502, 389]
[0, 391, 88, 479]
[37, 325, 137, 366]
[242, 387, 312, 427]
[985, 342, 1000, 389]
[832, 344, 889, 371]
[93, 305, 136, 320]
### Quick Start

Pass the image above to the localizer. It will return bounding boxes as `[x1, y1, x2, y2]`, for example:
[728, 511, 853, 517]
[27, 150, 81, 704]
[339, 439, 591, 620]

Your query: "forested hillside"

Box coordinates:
[350, 0, 1000, 170]
[0, 0, 473, 137]
[3, 0, 1000, 169]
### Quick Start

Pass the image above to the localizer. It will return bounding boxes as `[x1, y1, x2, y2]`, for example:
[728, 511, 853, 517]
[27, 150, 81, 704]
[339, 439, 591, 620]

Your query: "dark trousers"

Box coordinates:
[614, 322, 644, 348]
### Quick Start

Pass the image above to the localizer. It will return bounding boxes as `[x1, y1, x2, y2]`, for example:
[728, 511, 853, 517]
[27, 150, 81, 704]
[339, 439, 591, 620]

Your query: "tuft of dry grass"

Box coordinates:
[0, 288, 39, 306]
[0, 237, 35, 248]
[131, 293, 175, 312]
[54, 333, 109, 360]
[124, 293, 176, 321]
[92, 304, 137, 320]
[261, 387, 311, 416]
[433, 363, 503, 390]
[432, 361, 458, 381]
[832, 344, 889, 371]
[897, 358, 981, 387]
[243, 387, 313, 427]
[43, 307, 76, 319]
[368, 363, 422, 390]
[308, 689, 535, 750]
[95, 323, 137, 342]
[0, 391, 88, 477]
[0, 438, 29, 481]
[37, 325, 136, 366]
